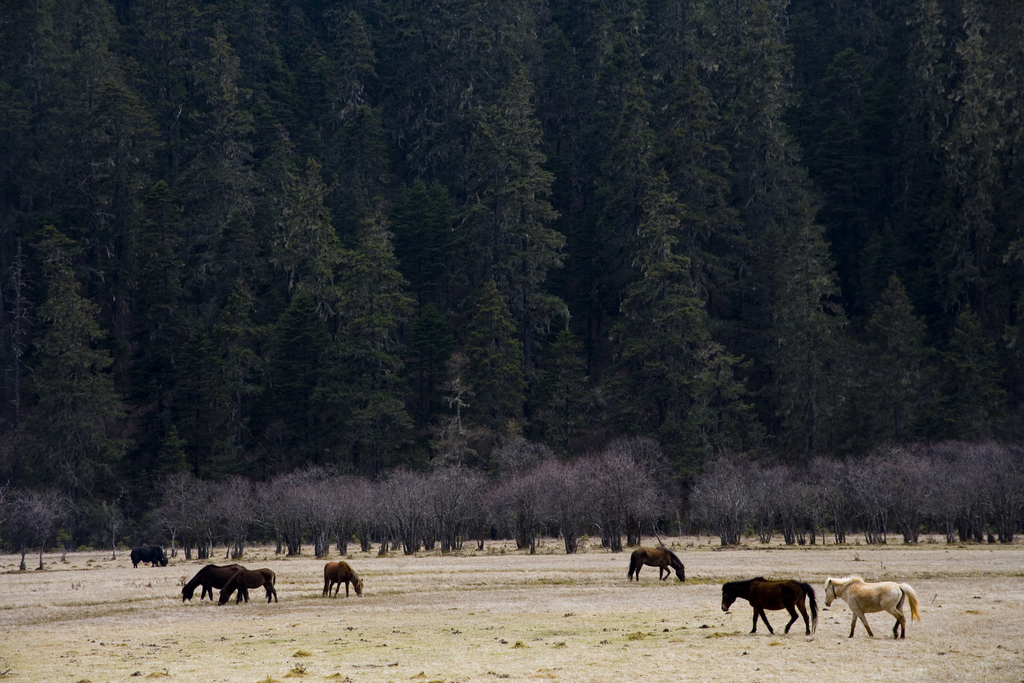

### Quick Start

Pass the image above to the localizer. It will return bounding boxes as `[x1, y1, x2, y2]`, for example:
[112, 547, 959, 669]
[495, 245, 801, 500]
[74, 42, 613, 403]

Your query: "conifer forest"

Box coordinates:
[0, 0, 1022, 551]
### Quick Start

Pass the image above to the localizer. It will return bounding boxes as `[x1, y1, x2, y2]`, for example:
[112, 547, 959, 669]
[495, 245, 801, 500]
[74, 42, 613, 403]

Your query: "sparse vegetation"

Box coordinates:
[0, 541, 1021, 683]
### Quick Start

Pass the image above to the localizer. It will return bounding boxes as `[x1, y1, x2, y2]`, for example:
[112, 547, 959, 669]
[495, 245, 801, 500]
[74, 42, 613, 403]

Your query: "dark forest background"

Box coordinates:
[0, 0, 1022, 550]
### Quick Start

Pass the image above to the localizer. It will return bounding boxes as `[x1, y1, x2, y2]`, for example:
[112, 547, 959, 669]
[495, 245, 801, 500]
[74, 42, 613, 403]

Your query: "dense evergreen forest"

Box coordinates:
[0, 0, 1022, 542]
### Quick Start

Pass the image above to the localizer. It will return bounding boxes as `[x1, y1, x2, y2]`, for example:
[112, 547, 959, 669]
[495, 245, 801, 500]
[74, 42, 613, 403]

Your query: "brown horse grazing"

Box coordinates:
[218, 568, 278, 605]
[182, 564, 245, 602]
[721, 577, 818, 635]
[627, 547, 685, 582]
[323, 561, 363, 597]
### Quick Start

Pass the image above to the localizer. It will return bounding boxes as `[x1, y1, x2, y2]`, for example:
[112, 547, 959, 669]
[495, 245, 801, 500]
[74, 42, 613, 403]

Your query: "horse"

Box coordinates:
[182, 564, 245, 602]
[627, 547, 685, 582]
[721, 577, 818, 635]
[218, 568, 278, 605]
[323, 561, 363, 597]
[824, 576, 920, 639]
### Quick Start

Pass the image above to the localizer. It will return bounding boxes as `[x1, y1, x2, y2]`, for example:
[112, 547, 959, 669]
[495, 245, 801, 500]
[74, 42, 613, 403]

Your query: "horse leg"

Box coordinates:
[796, 601, 810, 635]
[754, 609, 773, 635]
[890, 609, 905, 639]
[268, 583, 278, 603]
[858, 613, 874, 637]
[659, 566, 669, 580]
[345, 580, 350, 597]
[784, 604, 799, 634]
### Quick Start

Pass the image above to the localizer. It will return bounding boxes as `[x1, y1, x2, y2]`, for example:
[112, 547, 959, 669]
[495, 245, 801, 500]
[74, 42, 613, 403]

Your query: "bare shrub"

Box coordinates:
[535, 459, 592, 554]
[691, 456, 750, 546]
[216, 477, 256, 559]
[428, 465, 485, 552]
[6, 489, 66, 570]
[583, 437, 665, 551]
[809, 457, 853, 543]
[264, 469, 321, 556]
[492, 467, 545, 553]
[380, 469, 430, 555]
[328, 476, 366, 555]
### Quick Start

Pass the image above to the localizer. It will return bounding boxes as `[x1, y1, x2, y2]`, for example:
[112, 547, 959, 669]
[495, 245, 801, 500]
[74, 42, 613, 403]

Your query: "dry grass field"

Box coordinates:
[1, 535, 1022, 683]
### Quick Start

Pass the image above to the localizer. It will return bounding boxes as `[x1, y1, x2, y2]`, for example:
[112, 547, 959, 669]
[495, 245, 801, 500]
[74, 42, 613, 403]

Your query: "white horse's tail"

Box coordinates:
[901, 584, 921, 622]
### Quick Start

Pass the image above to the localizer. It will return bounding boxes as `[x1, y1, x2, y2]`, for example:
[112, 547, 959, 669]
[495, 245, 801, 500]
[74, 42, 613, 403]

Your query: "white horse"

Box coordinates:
[824, 576, 920, 639]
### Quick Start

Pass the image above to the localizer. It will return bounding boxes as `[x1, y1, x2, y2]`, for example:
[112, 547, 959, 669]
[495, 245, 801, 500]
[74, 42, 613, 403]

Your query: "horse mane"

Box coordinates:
[837, 575, 865, 584]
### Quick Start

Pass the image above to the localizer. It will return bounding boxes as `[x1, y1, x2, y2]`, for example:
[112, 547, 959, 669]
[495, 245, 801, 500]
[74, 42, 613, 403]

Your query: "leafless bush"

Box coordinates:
[264, 469, 322, 555]
[808, 457, 852, 543]
[748, 465, 785, 544]
[885, 447, 930, 543]
[152, 473, 190, 557]
[535, 459, 592, 553]
[691, 456, 750, 546]
[492, 466, 546, 553]
[215, 477, 256, 559]
[986, 444, 1024, 543]
[351, 479, 379, 552]
[328, 476, 366, 555]
[304, 476, 336, 558]
[492, 437, 553, 477]
[583, 437, 666, 551]
[154, 474, 218, 559]
[380, 469, 430, 554]
[6, 489, 66, 570]
[428, 465, 485, 552]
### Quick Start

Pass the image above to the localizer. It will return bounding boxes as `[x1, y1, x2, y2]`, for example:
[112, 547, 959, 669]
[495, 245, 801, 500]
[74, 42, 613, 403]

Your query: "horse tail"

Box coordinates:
[901, 584, 920, 622]
[627, 553, 637, 580]
[801, 583, 819, 633]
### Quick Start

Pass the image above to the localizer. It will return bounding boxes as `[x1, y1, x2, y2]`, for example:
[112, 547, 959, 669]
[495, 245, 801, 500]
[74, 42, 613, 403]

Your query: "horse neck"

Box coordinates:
[727, 580, 753, 599]
[833, 578, 858, 597]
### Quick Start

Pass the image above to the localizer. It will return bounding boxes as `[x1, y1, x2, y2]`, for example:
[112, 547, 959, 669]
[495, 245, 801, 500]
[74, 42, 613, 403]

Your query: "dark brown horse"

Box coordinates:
[721, 577, 818, 635]
[219, 568, 278, 605]
[323, 561, 363, 597]
[182, 564, 245, 602]
[627, 547, 685, 581]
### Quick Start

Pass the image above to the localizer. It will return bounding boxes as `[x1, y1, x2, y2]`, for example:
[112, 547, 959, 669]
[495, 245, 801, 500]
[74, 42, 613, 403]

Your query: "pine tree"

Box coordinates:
[407, 303, 456, 423]
[27, 226, 126, 498]
[391, 181, 460, 310]
[864, 275, 933, 442]
[258, 291, 331, 473]
[606, 174, 749, 469]
[533, 329, 590, 454]
[127, 182, 189, 474]
[767, 198, 848, 459]
[464, 279, 526, 433]
[270, 157, 345, 317]
[176, 22, 256, 318]
[171, 330, 223, 477]
[319, 207, 413, 475]
[464, 69, 566, 371]
[654, 63, 741, 305]
[588, 81, 654, 372]
[926, 305, 1007, 440]
[212, 281, 264, 468]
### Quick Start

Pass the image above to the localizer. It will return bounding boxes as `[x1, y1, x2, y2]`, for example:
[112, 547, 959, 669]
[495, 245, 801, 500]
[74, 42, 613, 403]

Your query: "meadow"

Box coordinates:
[0, 535, 1021, 683]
